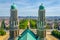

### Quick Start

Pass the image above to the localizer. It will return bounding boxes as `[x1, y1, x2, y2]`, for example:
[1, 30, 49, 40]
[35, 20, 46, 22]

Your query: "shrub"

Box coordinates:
[0, 29, 6, 36]
[51, 30, 60, 39]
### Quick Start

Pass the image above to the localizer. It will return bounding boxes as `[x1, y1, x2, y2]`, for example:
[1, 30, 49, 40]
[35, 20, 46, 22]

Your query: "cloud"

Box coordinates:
[46, 6, 60, 16]
[0, 0, 60, 16]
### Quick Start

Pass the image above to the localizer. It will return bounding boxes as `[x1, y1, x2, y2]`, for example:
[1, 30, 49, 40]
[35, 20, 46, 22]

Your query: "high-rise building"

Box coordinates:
[9, 3, 19, 40]
[37, 3, 46, 40]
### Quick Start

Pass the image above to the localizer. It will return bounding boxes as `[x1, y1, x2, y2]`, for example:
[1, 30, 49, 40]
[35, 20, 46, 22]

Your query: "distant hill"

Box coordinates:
[0, 16, 60, 20]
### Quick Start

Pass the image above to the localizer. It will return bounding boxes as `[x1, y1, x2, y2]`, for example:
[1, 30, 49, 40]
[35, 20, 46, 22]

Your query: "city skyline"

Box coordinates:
[0, 0, 60, 16]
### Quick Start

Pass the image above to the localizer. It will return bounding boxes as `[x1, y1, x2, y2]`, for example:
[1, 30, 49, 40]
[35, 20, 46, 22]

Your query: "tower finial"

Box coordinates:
[41, 3, 43, 6]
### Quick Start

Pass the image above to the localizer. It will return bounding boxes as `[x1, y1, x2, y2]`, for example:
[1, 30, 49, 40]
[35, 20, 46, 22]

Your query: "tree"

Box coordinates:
[54, 19, 58, 29]
[19, 19, 28, 29]
[0, 28, 6, 36]
[1, 19, 6, 29]
[30, 19, 37, 29]
[54, 23, 58, 29]
[45, 23, 51, 29]
[19, 19, 37, 29]
[51, 30, 60, 39]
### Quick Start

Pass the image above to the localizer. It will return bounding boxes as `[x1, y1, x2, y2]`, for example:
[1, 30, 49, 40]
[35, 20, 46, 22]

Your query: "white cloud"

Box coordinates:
[0, 0, 60, 16]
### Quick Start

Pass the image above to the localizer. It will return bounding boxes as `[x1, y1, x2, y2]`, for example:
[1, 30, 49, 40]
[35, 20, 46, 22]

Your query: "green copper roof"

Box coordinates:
[39, 3, 44, 10]
[16, 29, 38, 40]
[11, 3, 16, 9]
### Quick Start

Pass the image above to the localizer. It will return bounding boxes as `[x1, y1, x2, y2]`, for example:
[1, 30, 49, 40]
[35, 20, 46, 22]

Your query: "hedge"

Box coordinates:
[51, 30, 60, 39]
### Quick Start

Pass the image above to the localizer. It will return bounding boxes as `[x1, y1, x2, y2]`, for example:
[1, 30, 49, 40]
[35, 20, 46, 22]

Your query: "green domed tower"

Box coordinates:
[9, 3, 19, 40]
[37, 3, 46, 40]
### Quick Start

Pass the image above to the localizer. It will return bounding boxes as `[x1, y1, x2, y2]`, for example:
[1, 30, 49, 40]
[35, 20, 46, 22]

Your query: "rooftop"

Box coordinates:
[16, 28, 38, 40]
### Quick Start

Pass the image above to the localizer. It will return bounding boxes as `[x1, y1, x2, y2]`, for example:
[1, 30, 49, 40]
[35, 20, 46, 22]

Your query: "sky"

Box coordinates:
[0, 0, 60, 16]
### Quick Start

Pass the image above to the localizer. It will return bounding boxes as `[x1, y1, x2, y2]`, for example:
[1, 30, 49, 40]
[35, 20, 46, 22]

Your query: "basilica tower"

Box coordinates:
[9, 3, 19, 40]
[37, 4, 46, 40]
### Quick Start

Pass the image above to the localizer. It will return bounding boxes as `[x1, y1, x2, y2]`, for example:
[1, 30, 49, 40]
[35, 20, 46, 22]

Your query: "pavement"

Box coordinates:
[46, 30, 58, 40]
[0, 33, 9, 40]
[0, 29, 59, 40]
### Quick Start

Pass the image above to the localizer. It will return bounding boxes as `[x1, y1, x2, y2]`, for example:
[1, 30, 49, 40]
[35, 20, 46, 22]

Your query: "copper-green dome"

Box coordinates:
[39, 3, 44, 10]
[11, 3, 16, 9]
